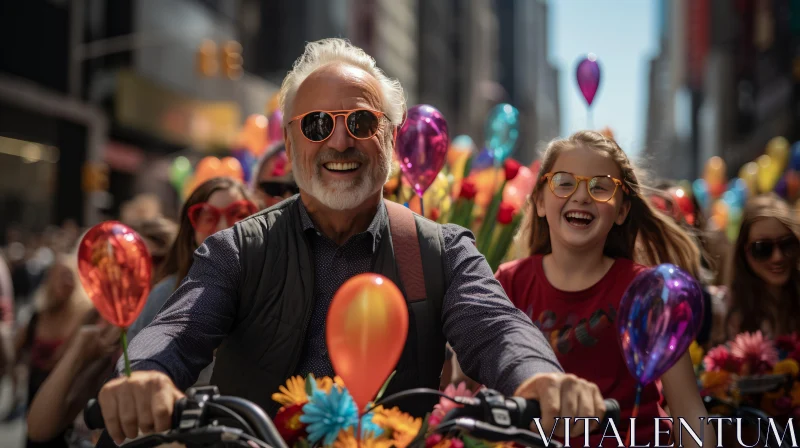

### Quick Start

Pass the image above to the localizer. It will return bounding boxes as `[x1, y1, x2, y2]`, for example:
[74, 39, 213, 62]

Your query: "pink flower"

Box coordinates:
[450, 438, 464, 448]
[433, 382, 476, 419]
[776, 333, 800, 353]
[703, 346, 742, 373]
[730, 331, 779, 373]
[426, 434, 444, 448]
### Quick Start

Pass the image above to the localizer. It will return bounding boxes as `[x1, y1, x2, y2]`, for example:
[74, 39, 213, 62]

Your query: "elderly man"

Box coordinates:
[97, 38, 607, 445]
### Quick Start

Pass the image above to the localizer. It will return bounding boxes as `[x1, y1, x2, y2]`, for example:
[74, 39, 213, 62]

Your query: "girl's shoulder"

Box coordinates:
[496, 255, 543, 281]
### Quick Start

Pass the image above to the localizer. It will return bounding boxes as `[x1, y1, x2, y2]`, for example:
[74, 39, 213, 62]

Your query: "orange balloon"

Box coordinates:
[219, 157, 244, 181]
[195, 156, 222, 182]
[326, 274, 408, 412]
[237, 114, 269, 156]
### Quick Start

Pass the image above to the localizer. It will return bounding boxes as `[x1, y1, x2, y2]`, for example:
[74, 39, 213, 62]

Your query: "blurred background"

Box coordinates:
[0, 0, 798, 445]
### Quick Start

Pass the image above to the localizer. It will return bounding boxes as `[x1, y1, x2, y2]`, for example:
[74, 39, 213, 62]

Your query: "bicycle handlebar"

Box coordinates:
[86, 386, 620, 448]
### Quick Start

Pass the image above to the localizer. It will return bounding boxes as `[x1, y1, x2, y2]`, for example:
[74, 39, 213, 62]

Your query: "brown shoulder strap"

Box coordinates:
[384, 200, 427, 302]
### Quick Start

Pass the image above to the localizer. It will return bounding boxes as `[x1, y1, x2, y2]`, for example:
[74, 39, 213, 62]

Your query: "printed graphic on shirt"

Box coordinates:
[528, 304, 617, 355]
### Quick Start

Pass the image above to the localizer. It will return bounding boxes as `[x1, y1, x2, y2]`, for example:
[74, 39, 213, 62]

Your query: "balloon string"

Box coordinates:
[121, 329, 132, 377]
[625, 383, 642, 446]
[357, 415, 363, 448]
[587, 108, 594, 130]
[419, 196, 425, 218]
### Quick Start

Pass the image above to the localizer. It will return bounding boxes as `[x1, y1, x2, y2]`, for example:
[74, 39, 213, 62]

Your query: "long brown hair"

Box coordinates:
[157, 177, 256, 287]
[518, 130, 701, 277]
[727, 193, 800, 335]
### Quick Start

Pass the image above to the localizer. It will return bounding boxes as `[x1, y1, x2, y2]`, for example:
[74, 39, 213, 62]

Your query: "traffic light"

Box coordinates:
[197, 39, 218, 77]
[221, 41, 243, 80]
[82, 162, 109, 193]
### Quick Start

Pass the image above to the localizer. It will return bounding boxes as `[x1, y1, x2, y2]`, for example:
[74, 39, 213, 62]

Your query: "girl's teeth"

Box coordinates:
[325, 162, 360, 171]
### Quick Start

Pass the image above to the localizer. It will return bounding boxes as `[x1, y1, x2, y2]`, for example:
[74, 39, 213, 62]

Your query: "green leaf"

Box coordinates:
[305, 374, 315, 397]
[462, 155, 474, 180]
[374, 370, 396, 403]
[293, 439, 310, 448]
[461, 434, 494, 448]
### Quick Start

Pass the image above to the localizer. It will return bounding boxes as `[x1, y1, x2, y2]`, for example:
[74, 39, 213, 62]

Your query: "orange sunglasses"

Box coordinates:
[288, 109, 385, 142]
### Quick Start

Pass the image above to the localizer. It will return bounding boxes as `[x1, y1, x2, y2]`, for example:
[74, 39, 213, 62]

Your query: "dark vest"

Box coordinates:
[210, 196, 448, 416]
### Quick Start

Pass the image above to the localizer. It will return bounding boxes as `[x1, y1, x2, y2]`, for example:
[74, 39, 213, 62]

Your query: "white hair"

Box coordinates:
[279, 38, 406, 127]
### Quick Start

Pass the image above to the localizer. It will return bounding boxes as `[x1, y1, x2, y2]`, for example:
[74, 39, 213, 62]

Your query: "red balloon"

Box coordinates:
[326, 274, 408, 412]
[77, 222, 152, 328]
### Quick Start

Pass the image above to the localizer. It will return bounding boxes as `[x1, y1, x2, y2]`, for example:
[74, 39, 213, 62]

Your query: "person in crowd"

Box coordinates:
[496, 131, 714, 447]
[128, 216, 178, 284]
[726, 193, 800, 338]
[13, 254, 95, 448]
[95, 38, 608, 446]
[128, 176, 258, 342]
[251, 143, 298, 208]
[0, 254, 13, 385]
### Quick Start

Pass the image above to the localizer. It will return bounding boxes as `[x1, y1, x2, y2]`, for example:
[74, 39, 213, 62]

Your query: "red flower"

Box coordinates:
[273, 403, 307, 445]
[459, 180, 477, 200]
[497, 202, 515, 225]
[504, 159, 521, 181]
[429, 208, 441, 221]
[776, 333, 800, 353]
[703, 346, 742, 373]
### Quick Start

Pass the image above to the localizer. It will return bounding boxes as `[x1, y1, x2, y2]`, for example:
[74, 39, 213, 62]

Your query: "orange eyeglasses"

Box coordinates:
[288, 109, 385, 142]
[541, 171, 629, 203]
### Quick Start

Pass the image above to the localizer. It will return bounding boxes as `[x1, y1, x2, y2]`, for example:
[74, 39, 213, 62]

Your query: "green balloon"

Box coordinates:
[169, 156, 192, 190]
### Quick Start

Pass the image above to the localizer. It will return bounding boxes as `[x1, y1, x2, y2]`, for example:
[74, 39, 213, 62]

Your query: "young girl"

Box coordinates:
[726, 193, 800, 338]
[496, 131, 714, 447]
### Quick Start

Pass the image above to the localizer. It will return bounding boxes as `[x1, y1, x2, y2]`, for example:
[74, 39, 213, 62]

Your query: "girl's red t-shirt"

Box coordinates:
[496, 255, 666, 447]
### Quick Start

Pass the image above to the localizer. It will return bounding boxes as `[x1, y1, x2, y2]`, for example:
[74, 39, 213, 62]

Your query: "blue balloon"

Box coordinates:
[775, 175, 789, 199]
[692, 179, 709, 211]
[485, 103, 520, 163]
[728, 178, 748, 206]
[722, 190, 740, 210]
[791, 142, 800, 171]
[231, 148, 257, 183]
[472, 147, 495, 171]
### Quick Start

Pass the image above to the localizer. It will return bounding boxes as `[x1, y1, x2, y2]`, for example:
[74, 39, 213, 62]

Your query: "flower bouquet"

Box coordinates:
[271, 376, 510, 448]
[691, 331, 800, 421]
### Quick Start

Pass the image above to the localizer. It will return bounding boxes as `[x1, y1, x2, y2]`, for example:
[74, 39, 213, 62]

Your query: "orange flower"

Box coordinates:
[334, 428, 393, 448]
[372, 406, 422, 447]
[773, 359, 800, 377]
[701, 371, 732, 397]
[317, 375, 346, 393]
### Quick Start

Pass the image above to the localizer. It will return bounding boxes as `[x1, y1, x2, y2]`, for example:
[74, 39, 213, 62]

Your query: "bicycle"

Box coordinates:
[85, 385, 621, 448]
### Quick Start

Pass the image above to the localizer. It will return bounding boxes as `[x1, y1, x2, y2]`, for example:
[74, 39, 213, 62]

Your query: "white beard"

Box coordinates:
[291, 138, 393, 211]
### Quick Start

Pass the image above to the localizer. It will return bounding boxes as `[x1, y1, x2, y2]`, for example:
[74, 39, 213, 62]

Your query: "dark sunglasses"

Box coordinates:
[258, 181, 298, 198]
[288, 109, 385, 142]
[748, 236, 800, 261]
[188, 200, 258, 234]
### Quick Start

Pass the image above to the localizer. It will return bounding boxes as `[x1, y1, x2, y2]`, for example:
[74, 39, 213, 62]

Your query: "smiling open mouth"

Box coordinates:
[323, 162, 362, 173]
[564, 211, 595, 227]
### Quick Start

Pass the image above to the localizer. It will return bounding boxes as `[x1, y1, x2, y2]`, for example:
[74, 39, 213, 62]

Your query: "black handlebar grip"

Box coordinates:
[85, 398, 105, 430]
[518, 398, 621, 430]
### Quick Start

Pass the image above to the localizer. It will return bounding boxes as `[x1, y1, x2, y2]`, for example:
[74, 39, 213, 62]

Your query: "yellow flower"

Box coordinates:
[333, 428, 393, 448]
[689, 341, 704, 367]
[317, 375, 347, 393]
[372, 406, 422, 447]
[773, 359, 800, 377]
[701, 371, 732, 391]
[271, 376, 308, 407]
[431, 439, 452, 448]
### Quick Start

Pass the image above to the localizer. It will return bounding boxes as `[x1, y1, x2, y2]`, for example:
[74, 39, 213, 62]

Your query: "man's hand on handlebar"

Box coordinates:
[98, 371, 185, 445]
[514, 373, 605, 439]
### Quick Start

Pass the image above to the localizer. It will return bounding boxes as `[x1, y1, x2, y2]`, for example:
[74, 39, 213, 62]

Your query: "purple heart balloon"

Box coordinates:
[576, 55, 601, 107]
[395, 104, 449, 197]
[617, 264, 704, 385]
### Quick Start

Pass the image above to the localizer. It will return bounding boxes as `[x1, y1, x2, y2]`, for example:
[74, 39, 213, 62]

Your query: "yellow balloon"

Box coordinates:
[757, 154, 780, 193]
[766, 136, 790, 172]
[703, 156, 727, 186]
[739, 162, 759, 196]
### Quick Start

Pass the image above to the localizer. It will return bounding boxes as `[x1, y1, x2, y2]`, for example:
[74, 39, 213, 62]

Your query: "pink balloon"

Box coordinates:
[503, 166, 535, 210]
[267, 110, 284, 144]
[576, 55, 601, 106]
[395, 105, 449, 196]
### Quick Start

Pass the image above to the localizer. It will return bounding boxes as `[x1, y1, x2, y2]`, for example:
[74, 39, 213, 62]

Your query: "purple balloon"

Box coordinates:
[576, 55, 601, 106]
[472, 147, 495, 171]
[395, 104, 449, 196]
[267, 110, 284, 144]
[231, 148, 256, 183]
[775, 175, 789, 199]
[617, 264, 704, 385]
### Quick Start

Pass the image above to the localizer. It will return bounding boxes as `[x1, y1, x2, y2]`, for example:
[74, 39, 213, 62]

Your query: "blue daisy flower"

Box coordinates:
[300, 385, 384, 445]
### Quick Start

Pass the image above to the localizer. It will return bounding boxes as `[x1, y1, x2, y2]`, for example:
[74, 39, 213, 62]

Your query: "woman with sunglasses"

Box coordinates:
[726, 193, 800, 339]
[128, 176, 259, 343]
